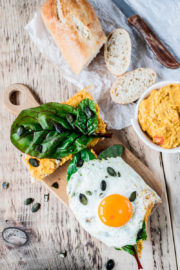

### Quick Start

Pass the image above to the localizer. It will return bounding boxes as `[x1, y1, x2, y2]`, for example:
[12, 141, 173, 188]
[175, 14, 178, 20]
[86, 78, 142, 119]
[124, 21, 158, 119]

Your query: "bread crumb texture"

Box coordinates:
[25, 89, 106, 180]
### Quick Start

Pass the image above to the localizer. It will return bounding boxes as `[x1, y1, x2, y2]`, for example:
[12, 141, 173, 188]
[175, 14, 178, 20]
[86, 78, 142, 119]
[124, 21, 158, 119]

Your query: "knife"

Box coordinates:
[112, 0, 179, 69]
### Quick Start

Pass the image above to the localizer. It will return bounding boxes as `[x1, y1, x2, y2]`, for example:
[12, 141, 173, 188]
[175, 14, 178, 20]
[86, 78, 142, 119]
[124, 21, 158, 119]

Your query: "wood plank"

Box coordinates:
[0, 0, 178, 269]
[162, 153, 180, 266]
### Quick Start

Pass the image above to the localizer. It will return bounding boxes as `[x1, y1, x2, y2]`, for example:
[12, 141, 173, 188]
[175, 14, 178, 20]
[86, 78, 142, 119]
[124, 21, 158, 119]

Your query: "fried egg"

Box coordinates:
[67, 157, 161, 248]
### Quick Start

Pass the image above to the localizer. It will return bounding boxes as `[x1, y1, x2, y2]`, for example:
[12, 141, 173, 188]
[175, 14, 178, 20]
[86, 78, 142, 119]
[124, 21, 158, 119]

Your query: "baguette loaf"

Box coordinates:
[104, 28, 131, 76]
[110, 68, 156, 104]
[41, 0, 107, 75]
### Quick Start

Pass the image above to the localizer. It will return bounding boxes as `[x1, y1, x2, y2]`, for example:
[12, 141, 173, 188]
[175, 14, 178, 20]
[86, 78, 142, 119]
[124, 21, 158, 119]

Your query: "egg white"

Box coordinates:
[67, 157, 161, 248]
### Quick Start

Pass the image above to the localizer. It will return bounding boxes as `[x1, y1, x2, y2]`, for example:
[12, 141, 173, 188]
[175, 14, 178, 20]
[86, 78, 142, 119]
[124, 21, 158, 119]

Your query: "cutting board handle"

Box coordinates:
[4, 83, 40, 116]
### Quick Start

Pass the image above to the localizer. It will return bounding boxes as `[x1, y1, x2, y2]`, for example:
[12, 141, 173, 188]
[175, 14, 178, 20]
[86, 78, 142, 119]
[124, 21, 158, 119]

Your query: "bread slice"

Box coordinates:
[110, 68, 156, 104]
[104, 28, 131, 76]
[41, 0, 107, 75]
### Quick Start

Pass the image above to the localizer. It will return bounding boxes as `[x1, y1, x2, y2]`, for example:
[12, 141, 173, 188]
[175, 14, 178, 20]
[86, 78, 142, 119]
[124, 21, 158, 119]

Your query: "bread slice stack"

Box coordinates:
[104, 28, 156, 104]
[41, 0, 107, 75]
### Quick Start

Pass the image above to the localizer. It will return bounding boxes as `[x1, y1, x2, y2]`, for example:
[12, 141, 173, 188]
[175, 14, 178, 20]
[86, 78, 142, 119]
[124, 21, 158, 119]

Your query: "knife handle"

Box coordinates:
[128, 15, 179, 69]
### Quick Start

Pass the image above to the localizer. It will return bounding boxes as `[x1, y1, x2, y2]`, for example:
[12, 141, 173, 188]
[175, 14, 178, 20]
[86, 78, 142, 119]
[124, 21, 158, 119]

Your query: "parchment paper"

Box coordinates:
[25, 0, 180, 130]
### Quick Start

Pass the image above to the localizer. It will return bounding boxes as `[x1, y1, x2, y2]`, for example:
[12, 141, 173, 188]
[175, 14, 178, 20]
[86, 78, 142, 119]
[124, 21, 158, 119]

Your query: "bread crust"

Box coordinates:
[41, 0, 107, 75]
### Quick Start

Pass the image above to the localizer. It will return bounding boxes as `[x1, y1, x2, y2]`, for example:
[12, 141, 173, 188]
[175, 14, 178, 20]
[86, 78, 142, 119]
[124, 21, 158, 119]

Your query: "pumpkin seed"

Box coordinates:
[107, 167, 116, 176]
[99, 193, 104, 198]
[117, 172, 121, 177]
[100, 180, 106, 191]
[54, 123, 66, 134]
[51, 182, 59, 189]
[66, 113, 74, 124]
[86, 190, 92, 196]
[17, 126, 25, 136]
[29, 158, 39, 167]
[31, 203, 41, 213]
[58, 251, 67, 258]
[2, 182, 9, 189]
[24, 198, 34, 205]
[35, 144, 42, 153]
[129, 191, 137, 202]
[44, 194, 49, 202]
[76, 159, 83, 167]
[84, 106, 94, 119]
[79, 193, 88, 205]
[106, 259, 115, 270]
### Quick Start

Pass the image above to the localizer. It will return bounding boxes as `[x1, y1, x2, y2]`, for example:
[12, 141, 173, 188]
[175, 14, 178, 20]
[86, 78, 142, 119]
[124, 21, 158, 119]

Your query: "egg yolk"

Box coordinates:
[98, 194, 133, 227]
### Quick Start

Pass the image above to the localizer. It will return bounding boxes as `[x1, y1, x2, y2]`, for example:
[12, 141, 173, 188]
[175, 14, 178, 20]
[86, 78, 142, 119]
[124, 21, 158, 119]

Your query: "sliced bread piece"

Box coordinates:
[110, 68, 156, 104]
[104, 28, 131, 76]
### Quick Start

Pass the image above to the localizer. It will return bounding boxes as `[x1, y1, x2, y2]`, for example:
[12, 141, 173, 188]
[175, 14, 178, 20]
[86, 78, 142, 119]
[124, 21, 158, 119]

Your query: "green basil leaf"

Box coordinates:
[74, 99, 98, 135]
[67, 149, 96, 181]
[10, 100, 99, 159]
[136, 221, 147, 242]
[98, 145, 123, 160]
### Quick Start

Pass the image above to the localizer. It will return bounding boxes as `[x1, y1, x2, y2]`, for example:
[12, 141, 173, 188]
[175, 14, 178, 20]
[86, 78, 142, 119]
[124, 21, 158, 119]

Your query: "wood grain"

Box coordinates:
[0, 0, 179, 269]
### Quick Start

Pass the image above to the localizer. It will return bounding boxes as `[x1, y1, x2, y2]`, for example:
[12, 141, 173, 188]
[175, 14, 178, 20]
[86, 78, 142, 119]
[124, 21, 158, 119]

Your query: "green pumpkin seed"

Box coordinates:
[86, 190, 92, 196]
[24, 198, 34, 205]
[100, 180, 106, 191]
[76, 159, 83, 167]
[51, 182, 59, 189]
[17, 126, 25, 136]
[84, 106, 94, 119]
[44, 194, 49, 202]
[79, 193, 88, 205]
[107, 167, 116, 176]
[129, 191, 137, 202]
[2, 182, 9, 189]
[54, 123, 66, 134]
[58, 251, 67, 258]
[29, 158, 39, 167]
[66, 113, 74, 124]
[35, 145, 43, 153]
[117, 172, 121, 177]
[31, 203, 41, 213]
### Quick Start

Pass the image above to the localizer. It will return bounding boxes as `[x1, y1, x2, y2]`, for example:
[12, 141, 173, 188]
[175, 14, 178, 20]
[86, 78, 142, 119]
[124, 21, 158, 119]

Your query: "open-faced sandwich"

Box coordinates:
[10, 89, 106, 180]
[66, 145, 161, 269]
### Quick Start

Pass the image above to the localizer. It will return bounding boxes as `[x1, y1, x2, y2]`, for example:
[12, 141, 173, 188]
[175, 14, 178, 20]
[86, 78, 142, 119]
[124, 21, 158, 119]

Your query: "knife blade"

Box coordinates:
[112, 0, 179, 69]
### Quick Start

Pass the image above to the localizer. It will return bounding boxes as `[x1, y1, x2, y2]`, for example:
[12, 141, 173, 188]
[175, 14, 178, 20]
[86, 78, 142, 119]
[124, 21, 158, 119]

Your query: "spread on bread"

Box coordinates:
[41, 0, 107, 75]
[10, 89, 106, 180]
[138, 84, 180, 149]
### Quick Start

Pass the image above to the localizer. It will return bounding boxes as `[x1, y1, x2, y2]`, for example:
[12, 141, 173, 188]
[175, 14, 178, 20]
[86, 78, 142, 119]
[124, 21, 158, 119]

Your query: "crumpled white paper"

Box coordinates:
[25, 0, 180, 130]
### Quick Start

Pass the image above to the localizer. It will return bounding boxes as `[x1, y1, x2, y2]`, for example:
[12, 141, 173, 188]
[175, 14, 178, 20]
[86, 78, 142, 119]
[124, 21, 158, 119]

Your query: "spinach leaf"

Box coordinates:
[74, 99, 98, 135]
[136, 221, 147, 242]
[10, 100, 99, 159]
[98, 145, 123, 160]
[67, 149, 96, 181]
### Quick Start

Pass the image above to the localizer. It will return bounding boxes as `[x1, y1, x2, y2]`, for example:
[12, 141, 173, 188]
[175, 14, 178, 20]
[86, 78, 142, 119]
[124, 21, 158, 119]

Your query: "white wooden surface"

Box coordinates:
[0, 1, 179, 269]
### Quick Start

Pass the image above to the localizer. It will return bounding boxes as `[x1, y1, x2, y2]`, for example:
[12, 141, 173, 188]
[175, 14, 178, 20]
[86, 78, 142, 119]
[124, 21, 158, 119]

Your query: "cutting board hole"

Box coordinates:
[10, 91, 24, 106]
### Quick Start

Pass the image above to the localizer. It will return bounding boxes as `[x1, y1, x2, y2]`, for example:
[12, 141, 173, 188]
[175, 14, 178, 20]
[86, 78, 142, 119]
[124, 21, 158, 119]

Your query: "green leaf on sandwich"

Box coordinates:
[136, 221, 147, 242]
[98, 145, 123, 160]
[67, 149, 96, 181]
[10, 99, 100, 159]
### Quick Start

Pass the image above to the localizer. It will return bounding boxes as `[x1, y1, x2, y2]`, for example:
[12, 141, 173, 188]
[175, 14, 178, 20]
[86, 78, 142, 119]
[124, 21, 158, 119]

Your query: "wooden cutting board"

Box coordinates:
[4, 83, 162, 208]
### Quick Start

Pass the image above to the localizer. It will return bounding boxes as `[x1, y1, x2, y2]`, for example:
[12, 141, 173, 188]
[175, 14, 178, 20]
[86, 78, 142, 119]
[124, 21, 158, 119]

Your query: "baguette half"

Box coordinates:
[110, 68, 156, 104]
[41, 0, 107, 75]
[104, 28, 131, 76]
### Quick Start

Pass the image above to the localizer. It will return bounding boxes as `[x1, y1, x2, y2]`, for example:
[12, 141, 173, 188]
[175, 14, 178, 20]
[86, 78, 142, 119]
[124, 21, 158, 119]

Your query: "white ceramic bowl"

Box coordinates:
[131, 81, 180, 153]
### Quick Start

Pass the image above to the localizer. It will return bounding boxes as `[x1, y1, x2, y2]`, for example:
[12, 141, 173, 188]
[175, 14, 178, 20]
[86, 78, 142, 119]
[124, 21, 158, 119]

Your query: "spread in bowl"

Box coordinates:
[138, 84, 180, 149]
